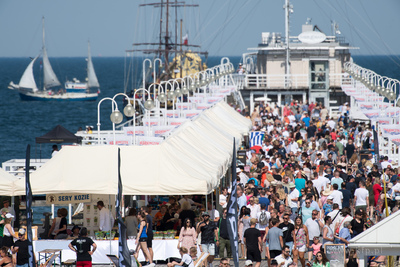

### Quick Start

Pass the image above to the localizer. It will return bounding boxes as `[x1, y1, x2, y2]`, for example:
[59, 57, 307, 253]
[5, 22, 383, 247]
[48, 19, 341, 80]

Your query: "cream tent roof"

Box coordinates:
[13, 101, 251, 196]
[349, 210, 400, 250]
[0, 168, 20, 196]
[349, 210, 400, 263]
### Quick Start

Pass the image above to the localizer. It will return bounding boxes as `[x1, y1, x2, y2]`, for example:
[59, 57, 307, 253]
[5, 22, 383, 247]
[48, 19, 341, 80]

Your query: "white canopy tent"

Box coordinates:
[13, 101, 251, 196]
[0, 168, 20, 196]
[349, 210, 400, 266]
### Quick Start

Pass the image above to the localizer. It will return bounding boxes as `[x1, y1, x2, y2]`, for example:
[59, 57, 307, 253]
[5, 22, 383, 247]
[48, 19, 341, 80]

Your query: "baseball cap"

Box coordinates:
[245, 260, 253, 266]
[5, 213, 14, 219]
[18, 228, 26, 235]
[202, 211, 209, 217]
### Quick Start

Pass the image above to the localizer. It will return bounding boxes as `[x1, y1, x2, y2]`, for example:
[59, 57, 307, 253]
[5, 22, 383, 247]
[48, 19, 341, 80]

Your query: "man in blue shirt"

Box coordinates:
[258, 189, 270, 209]
[302, 113, 310, 127]
[337, 221, 352, 247]
[340, 182, 352, 208]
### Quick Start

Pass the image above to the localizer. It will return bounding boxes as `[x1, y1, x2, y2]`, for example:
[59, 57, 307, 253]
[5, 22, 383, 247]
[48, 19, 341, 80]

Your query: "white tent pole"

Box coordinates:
[51, 204, 54, 219]
[68, 204, 72, 224]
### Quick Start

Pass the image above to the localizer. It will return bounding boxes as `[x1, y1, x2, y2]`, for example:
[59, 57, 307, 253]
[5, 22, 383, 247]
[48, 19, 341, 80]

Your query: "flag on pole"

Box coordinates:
[25, 145, 35, 267]
[117, 148, 131, 267]
[226, 138, 239, 267]
[182, 33, 188, 45]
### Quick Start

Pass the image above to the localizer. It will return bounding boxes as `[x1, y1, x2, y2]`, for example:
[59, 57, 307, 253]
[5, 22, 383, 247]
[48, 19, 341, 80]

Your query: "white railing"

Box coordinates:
[243, 74, 309, 89]
[232, 73, 347, 90]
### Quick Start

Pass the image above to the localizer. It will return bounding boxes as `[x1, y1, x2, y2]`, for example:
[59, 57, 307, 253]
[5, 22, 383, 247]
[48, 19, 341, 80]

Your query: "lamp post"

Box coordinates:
[132, 88, 154, 145]
[142, 59, 152, 90]
[97, 97, 122, 145]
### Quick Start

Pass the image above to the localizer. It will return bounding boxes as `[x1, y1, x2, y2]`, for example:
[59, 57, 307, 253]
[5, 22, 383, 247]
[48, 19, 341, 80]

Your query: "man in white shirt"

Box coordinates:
[318, 173, 331, 192]
[381, 156, 391, 170]
[238, 168, 249, 186]
[247, 196, 261, 219]
[219, 187, 228, 208]
[353, 180, 369, 211]
[97, 201, 114, 232]
[274, 246, 293, 267]
[311, 172, 322, 196]
[288, 183, 299, 217]
[305, 210, 324, 261]
[329, 184, 344, 209]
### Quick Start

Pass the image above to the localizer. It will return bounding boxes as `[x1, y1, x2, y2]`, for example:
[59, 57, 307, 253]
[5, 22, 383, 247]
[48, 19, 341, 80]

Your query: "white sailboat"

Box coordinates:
[8, 17, 99, 101]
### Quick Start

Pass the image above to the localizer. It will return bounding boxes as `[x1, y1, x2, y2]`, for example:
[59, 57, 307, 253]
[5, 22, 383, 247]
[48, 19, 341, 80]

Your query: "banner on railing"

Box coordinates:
[168, 118, 188, 126]
[381, 125, 400, 137]
[142, 118, 160, 126]
[175, 102, 192, 110]
[384, 107, 400, 117]
[124, 126, 146, 136]
[188, 97, 204, 103]
[362, 109, 381, 119]
[207, 97, 223, 104]
[196, 103, 214, 110]
[182, 110, 201, 119]
[151, 126, 176, 137]
[136, 136, 164, 146]
[107, 137, 131, 145]
[166, 110, 180, 118]
[389, 136, 400, 146]
[357, 102, 375, 110]
[374, 117, 392, 125]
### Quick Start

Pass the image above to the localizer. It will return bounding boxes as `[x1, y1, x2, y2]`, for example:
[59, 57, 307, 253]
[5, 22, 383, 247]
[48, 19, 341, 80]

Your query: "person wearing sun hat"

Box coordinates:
[197, 211, 218, 266]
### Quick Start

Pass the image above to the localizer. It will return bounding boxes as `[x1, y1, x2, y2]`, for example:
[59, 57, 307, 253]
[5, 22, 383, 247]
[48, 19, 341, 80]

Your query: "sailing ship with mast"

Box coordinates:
[124, 0, 208, 95]
[8, 17, 100, 101]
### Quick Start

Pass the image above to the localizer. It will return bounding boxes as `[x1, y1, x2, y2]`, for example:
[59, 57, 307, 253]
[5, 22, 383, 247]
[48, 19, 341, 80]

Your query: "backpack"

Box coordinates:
[259, 211, 268, 225]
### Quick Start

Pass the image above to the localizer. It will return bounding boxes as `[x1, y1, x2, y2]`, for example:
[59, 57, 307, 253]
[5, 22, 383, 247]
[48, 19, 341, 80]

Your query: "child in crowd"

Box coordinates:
[311, 236, 322, 261]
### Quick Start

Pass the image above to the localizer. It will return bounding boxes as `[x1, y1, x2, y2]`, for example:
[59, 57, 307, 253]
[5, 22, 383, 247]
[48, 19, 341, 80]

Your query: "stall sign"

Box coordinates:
[46, 193, 91, 204]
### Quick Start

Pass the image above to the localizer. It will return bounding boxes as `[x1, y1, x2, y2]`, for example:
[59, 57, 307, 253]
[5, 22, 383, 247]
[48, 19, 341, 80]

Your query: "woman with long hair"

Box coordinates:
[3, 216, 18, 248]
[292, 216, 308, 267]
[125, 208, 138, 237]
[238, 206, 247, 257]
[135, 211, 153, 264]
[345, 249, 359, 267]
[177, 218, 197, 251]
[365, 177, 375, 219]
[0, 247, 12, 267]
[240, 208, 251, 258]
[313, 251, 330, 267]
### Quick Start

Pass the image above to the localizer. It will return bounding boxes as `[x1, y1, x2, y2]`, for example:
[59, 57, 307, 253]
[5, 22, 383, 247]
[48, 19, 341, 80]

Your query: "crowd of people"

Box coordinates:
[119, 99, 400, 267]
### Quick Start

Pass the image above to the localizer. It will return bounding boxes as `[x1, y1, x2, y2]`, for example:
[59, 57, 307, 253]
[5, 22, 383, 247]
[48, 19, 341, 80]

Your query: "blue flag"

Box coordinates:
[117, 148, 131, 267]
[226, 139, 239, 267]
[25, 145, 35, 267]
[249, 131, 264, 148]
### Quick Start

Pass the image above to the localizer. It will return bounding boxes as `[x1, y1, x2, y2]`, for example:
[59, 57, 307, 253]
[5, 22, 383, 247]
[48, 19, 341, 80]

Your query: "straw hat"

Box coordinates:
[322, 187, 332, 196]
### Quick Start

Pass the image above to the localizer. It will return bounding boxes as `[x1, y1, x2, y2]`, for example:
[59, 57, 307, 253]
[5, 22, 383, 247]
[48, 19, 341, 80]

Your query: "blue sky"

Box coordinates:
[0, 0, 399, 57]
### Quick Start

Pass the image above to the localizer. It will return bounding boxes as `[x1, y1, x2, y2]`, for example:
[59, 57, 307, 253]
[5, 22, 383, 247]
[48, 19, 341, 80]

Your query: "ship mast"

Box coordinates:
[128, 1, 207, 78]
[284, 0, 293, 88]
